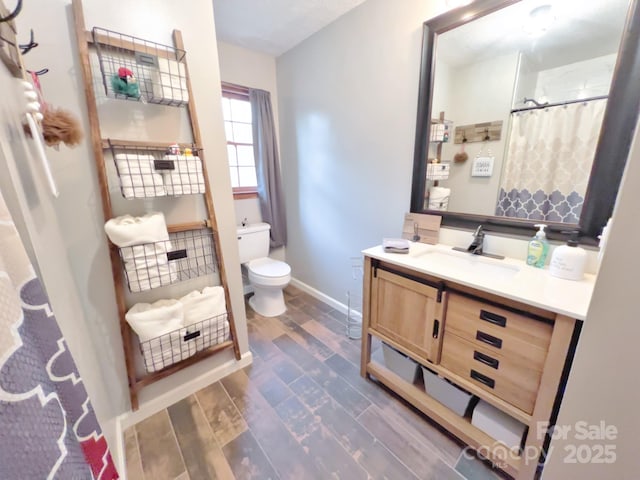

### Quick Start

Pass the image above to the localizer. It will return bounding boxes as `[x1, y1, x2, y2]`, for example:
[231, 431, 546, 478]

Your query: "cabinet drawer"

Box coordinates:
[445, 292, 552, 370]
[441, 332, 541, 414]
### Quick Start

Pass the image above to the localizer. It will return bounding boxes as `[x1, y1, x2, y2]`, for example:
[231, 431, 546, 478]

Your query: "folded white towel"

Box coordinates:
[179, 286, 227, 326]
[104, 212, 170, 247]
[125, 299, 183, 341]
[162, 155, 203, 171]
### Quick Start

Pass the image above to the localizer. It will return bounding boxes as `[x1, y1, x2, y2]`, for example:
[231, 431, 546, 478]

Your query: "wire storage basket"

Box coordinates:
[346, 256, 364, 340]
[108, 141, 205, 198]
[119, 228, 217, 293]
[426, 162, 450, 181]
[139, 312, 230, 373]
[92, 27, 189, 106]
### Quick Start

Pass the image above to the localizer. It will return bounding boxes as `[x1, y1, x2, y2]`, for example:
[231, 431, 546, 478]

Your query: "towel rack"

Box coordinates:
[72, 0, 241, 410]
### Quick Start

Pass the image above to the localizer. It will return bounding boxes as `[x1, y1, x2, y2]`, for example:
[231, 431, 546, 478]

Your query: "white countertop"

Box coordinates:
[363, 242, 595, 320]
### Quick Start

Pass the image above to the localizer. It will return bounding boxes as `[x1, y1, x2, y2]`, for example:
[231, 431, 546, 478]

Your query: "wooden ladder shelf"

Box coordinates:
[72, 0, 241, 410]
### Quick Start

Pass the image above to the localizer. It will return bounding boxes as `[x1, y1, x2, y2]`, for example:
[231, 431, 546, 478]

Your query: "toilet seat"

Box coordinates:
[247, 257, 291, 286]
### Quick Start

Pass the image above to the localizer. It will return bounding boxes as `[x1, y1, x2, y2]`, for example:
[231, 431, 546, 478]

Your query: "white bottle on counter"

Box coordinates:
[549, 231, 587, 281]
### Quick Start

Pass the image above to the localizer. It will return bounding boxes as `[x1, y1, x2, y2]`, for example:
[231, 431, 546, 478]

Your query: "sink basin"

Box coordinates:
[412, 249, 520, 281]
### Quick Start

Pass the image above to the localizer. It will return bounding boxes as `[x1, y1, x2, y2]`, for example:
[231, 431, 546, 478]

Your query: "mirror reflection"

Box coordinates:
[426, 0, 629, 224]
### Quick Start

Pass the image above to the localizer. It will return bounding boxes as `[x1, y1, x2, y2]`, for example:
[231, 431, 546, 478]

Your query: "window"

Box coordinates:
[221, 83, 257, 196]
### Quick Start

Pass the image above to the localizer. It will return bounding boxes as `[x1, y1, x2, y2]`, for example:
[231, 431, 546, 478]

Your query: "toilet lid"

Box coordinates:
[248, 258, 291, 277]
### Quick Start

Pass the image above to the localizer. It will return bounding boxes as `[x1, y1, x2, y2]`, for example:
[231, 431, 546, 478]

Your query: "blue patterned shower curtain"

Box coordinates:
[495, 98, 607, 223]
[0, 190, 118, 479]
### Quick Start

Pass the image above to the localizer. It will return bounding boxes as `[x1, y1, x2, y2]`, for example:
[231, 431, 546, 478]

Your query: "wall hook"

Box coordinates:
[19, 29, 38, 55]
[483, 128, 490, 141]
[0, 0, 22, 23]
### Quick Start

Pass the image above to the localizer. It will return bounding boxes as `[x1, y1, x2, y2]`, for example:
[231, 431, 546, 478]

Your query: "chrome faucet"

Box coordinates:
[467, 225, 485, 255]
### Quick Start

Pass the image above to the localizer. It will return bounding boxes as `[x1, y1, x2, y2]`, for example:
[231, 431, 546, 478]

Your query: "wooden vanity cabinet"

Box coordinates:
[369, 262, 446, 364]
[361, 256, 580, 480]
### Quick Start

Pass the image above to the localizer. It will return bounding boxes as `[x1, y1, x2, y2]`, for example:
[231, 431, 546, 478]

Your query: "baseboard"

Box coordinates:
[113, 351, 253, 470]
[289, 277, 361, 320]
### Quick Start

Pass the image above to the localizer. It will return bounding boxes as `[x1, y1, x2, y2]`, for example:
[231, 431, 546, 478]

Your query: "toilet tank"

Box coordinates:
[237, 222, 271, 264]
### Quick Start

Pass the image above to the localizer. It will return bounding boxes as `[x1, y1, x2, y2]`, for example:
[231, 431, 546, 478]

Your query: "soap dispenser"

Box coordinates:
[527, 224, 549, 268]
[549, 231, 587, 281]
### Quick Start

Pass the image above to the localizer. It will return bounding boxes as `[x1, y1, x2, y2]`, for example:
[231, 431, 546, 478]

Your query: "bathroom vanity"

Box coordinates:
[360, 243, 594, 479]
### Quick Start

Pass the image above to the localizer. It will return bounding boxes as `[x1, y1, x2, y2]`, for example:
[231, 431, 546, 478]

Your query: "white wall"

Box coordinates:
[216, 41, 285, 261]
[542, 119, 640, 478]
[277, 0, 451, 304]
[437, 53, 519, 215]
[16, 0, 249, 451]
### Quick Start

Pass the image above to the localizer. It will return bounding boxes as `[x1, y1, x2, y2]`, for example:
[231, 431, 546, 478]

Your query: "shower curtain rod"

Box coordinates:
[510, 95, 609, 113]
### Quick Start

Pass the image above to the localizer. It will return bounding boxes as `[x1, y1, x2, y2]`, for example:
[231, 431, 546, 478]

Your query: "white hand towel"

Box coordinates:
[125, 299, 183, 341]
[179, 286, 227, 326]
[104, 212, 170, 247]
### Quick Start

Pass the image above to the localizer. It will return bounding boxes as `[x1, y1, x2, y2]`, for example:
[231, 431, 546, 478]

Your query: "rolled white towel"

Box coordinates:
[179, 286, 227, 326]
[115, 153, 155, 174]
[164, 173, 206, 195]
[162, 155, 203, 172]
[141, 330, 186, 372]
[126, 263, 178, 292]
[162, 155, 205, 195]
[182, 318, 230, 358]
[104, 212, 169, 247]
[150, 58, 189, 103]
[120, 242, 170, 262]
[121, 185, 167, 199]
[125, 299, 183, 341]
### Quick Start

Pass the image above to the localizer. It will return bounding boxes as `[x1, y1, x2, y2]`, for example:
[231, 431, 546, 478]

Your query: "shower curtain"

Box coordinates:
[0, 191, 118, 479]
[495, 98, 607, 223]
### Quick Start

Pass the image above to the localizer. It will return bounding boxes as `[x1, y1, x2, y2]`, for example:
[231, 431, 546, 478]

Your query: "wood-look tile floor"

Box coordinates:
[125, 286, 505, 480]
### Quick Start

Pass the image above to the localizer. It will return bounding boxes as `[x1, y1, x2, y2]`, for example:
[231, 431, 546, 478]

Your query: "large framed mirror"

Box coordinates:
[410, 0, 640, 243]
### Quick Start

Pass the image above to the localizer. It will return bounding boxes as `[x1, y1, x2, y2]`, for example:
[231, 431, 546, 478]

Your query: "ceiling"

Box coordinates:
[212, 0, 368, 56]
[438, 0, 630, 70]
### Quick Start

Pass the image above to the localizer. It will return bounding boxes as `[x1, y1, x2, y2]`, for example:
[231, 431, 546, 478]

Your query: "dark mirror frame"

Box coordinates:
[410, 0, 640, 244]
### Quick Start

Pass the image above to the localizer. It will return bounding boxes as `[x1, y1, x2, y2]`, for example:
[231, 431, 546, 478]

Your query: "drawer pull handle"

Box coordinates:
[470, 369, 495, 389]
[432, 319, 440, 339]
[476, 330, 503, 349]
[473, 351, 499, 369]
[479, 309, 506, 327]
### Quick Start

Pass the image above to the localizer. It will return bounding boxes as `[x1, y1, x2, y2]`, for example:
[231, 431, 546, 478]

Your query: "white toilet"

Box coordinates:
[237, 222, 291, 317]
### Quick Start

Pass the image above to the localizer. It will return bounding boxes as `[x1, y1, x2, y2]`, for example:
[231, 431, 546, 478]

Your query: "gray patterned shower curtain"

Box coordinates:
[0, 190, 119, 479]
[495, 98, 607, 223]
